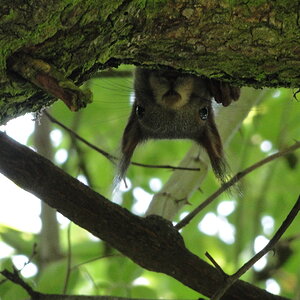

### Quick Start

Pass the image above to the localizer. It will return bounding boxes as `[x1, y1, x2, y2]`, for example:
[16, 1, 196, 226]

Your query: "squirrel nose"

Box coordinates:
[162, 90, 181, 107]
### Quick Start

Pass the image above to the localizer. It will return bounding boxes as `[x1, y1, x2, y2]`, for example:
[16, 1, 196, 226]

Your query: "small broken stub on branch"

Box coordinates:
[9, 53, 92, 111]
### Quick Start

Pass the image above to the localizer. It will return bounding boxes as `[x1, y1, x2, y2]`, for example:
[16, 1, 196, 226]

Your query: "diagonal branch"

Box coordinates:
[175, 140, 300, 230]
[211, 195, 300, 300]
[0, 132, 289, 300]
[0, 268, 39, 298]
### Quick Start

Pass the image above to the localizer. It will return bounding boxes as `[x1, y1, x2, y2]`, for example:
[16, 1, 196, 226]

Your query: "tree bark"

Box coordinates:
[1, 0, 300, 124]
[0, 132, 289, 300]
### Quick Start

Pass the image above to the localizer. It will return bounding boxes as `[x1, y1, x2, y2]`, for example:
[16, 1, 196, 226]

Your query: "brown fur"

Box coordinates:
[118, 68, 240, 183]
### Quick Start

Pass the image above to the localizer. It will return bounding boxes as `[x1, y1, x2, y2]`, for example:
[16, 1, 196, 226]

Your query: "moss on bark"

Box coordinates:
[1, 0, 300, 124]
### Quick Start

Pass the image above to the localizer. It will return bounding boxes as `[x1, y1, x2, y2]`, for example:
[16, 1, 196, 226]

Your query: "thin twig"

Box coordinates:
[71, 254, 123, 270]
[45, 112, 200, 172]
[211, 195, 300, 300]
[67, 111, 95, 187]
[21, 243, 38, 271]
[205, 252, 226, 276]
[175, 140, 300, 230]
[1, 267, 180, 299]
[0, 244, 38, 294]
[45, 112, 116, 163]
[0, 267, 41, 298]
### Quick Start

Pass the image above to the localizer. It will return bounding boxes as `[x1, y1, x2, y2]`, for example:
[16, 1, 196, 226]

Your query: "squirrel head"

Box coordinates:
[118, 68, 240, 182]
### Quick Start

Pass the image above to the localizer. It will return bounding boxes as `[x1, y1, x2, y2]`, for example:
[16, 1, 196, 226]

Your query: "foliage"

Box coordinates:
[0, 66, 300, 299]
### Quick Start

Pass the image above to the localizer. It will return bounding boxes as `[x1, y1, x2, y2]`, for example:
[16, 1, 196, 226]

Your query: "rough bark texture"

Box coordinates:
[0, 132, 290, 300]
[1, 0, 300, 124]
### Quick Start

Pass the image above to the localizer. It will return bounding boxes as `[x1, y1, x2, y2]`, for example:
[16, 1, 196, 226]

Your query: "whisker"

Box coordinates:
[92, 79, 133, 92]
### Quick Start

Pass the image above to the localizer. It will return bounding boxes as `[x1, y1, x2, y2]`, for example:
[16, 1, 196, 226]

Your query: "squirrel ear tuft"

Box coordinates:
[117, 114, 143, 182]
[197, 119, 228, 183]
[206, 79, 240, 107]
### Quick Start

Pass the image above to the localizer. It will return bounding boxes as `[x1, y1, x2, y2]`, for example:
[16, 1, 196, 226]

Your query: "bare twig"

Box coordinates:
[2, 267, 177, 300]
[71, 254, 123, 270]
[0, 267, 41, 298]
[175, 141, 300, 230]
[62, 111, 95, 187]
[205, 252, 226, 276]
[45, 112, 200, 172]
[0, 245, 38, 292]
[211, 195, 300, 300]
[1, 267, 176, 299]
[45, 111, 116, 163]
[22, 243, 38, 270]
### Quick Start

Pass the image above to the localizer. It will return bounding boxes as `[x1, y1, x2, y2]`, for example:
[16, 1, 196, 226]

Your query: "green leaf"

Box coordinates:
[36, 260, 79, 294]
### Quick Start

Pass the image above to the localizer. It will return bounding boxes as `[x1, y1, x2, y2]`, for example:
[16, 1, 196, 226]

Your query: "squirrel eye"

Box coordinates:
[135, 105, 145, 119]
[199, 107, 209, 120]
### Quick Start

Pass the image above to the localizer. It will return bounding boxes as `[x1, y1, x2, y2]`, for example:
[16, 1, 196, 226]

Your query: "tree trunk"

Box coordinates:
[34, 111, 62, 268]
[1, 0, 300, 124]
[0, 132, 290, 300]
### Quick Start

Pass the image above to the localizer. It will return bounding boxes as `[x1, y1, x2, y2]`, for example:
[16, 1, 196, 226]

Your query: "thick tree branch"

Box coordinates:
[1, 1, 300, 124]
[0, 132, 289, 300]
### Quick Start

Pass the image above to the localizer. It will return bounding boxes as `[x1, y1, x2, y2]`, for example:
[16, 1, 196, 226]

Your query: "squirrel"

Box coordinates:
[118, 67, 240, 183]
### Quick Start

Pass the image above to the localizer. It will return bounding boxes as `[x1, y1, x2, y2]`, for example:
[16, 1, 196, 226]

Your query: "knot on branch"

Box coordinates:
[145, 214, 185, 248]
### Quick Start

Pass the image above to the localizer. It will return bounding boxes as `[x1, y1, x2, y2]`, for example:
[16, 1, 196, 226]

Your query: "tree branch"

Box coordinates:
[175, 140, 300, 230]
[0, 132, 289, 300]
[0, 268, 39, 298]
[2, 1, 300, 124]
[211, 195, 300, 300]
[1, 268, 165, 300]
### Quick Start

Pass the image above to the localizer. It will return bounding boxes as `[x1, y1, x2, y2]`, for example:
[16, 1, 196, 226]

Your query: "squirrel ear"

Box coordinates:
[197, 119, 228, 183]
[206, 79, 240, 107]
[118, 114, 143, 181]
